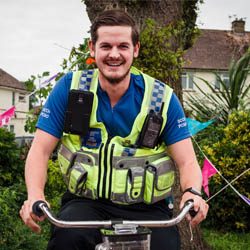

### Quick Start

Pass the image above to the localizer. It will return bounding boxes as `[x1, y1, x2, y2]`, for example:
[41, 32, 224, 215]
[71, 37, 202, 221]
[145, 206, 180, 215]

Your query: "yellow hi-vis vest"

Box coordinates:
[58, 67, 176, 204]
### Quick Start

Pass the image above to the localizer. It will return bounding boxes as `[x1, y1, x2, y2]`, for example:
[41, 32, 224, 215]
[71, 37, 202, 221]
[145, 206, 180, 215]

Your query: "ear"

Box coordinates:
[88, 40, 95, 57]
[133, 42, 140, 58]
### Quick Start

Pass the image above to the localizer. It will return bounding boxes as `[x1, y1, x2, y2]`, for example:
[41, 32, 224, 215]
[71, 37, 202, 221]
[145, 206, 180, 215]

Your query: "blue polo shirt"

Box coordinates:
[37, 71, 190, 146]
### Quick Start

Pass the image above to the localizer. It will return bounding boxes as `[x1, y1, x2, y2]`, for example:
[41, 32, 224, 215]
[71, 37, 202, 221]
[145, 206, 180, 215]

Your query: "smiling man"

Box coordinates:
[20, 9, 208, 250]
[90, 26, 139, 83]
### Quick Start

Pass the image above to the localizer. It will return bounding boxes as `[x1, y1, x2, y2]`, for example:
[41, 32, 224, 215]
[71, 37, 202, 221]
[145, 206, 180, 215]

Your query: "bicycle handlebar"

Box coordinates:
[32, 199, 195, 229]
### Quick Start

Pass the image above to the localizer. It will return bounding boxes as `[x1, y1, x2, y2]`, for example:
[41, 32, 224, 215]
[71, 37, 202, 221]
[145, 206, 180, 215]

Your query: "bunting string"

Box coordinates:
[206, 168, 250, 203]
[1, 64, 249, 207]
[26, 53, 86, 99]
[192, 136, 249, 205]
[26, 72, 60, 99]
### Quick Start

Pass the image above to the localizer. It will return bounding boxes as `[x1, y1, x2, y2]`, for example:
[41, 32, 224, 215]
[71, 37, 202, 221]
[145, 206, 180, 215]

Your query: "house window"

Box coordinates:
[215, 72, 230, 90]
[10, 125, 14, 133]
[18, 94, 26, 103]
[181, 72, 194, 90]
[12, 92, 15, 105]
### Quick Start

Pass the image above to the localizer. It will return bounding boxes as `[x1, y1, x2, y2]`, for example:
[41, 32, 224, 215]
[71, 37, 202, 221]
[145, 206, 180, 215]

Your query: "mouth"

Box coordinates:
[105, 61, 124, 67]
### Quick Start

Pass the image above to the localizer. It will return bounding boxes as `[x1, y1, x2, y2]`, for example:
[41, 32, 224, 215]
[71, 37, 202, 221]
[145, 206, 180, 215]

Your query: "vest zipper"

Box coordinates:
[102, 135, 112, 198]
[97, 143, 104, 198]
[108, 144, 115, 199]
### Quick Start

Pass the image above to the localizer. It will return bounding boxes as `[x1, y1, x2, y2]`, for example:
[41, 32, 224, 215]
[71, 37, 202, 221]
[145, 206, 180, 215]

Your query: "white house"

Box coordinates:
[0, 68, 31, 136]
[182, 19, 250, 105]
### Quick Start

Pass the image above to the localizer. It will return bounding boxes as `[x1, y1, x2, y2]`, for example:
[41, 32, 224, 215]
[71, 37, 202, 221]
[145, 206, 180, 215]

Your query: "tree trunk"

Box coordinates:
[83, 1, 207, 249]
[173, 170, 211, 250]
[84, 0, 182, 29]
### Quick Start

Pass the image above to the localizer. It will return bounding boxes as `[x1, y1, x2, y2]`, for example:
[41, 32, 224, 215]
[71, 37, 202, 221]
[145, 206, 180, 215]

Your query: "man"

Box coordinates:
[20, 9, 208, 250]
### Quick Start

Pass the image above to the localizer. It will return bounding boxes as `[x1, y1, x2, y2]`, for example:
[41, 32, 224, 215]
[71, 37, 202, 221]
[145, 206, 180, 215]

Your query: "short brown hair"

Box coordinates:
[90, 9, 139, 46]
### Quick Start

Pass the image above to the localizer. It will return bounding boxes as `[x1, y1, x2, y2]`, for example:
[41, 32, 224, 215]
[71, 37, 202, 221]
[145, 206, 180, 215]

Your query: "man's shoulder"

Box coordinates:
[131, 72, 145, 90]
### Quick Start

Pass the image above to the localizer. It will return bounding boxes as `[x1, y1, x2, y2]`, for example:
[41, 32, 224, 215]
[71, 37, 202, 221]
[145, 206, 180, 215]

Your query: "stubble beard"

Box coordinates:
[104, 68, 131, 85]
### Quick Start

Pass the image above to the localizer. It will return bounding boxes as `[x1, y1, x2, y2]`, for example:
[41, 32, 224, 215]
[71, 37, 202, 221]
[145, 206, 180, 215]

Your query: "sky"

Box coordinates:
[0, 0, 250, 82]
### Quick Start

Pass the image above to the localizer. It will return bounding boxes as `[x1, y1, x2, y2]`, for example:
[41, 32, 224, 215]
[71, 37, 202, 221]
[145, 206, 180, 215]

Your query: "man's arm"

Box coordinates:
[20, 129, 59, 233]
[167, 138, 209, 227]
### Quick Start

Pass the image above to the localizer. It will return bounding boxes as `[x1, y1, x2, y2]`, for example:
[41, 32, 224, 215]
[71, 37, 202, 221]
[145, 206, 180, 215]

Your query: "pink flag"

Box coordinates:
[202, 158, 218, 197]
[0, 106, 16, 127]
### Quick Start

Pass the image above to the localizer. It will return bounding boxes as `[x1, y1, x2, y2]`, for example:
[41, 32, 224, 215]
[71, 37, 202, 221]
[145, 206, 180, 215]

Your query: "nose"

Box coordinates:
[109, 47, 120, 58]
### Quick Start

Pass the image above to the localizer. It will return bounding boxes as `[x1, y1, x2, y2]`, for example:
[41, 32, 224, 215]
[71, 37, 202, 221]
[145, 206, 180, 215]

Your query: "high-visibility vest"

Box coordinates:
[58, 67, 176, 204]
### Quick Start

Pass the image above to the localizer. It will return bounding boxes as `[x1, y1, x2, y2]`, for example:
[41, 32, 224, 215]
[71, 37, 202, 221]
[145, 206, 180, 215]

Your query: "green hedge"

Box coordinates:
[0, 183, 49, 250]
[0, 128, 65, 249]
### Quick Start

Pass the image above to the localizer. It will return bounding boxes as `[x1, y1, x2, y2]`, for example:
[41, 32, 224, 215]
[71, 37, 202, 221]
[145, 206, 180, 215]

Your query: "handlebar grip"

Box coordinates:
[189, 208, 198, 218]
[184, 199, 198, 218]
[32, 200, 48, 217]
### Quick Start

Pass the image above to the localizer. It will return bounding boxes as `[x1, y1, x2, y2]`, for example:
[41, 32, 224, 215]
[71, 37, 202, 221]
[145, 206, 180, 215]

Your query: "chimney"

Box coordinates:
[231, 18, 245, 34]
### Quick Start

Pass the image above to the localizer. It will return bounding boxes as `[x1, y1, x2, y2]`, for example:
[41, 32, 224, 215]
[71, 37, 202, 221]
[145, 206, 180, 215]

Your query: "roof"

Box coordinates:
[0, 68, 26, 91]
[183, 29, 250, 71]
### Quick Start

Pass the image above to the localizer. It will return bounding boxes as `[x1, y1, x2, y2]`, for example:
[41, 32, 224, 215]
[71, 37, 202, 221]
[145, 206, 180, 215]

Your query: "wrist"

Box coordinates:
[183, 187, 202, 197]
[27, 191, 45, 201]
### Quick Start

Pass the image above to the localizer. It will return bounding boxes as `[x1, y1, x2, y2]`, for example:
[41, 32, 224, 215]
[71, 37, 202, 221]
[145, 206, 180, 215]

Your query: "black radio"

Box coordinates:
[136, 104, 164, 149]
[63, 89, 94, 136]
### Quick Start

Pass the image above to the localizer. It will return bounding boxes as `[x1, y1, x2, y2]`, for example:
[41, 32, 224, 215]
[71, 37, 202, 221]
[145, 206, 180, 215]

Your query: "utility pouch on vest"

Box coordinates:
[125, 167, 144, 203]
[111, 157, 146, 204]
[58, 145, 77, 180]
[68, 163, 88, 196]
[63, 89, 94, 136]
[144, 157, 175, 204]
[58, 144, 99, 199]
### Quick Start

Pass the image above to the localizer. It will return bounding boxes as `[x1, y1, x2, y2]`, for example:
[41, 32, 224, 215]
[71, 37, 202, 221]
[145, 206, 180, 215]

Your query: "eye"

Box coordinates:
[100, 44, 111, 50]
[119, 44, 129, 49]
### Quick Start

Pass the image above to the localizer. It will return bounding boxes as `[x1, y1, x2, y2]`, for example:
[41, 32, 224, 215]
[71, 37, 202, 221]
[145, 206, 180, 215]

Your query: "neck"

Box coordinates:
[99, 74, 131, 107]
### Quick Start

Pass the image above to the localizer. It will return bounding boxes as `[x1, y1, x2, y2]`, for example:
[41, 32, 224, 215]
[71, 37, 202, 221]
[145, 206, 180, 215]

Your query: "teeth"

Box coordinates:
[107, 62, 122, 66]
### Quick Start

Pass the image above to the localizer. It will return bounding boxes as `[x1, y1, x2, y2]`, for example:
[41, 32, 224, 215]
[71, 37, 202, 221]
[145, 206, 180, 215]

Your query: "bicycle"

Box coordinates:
[32, 199, 196, 250]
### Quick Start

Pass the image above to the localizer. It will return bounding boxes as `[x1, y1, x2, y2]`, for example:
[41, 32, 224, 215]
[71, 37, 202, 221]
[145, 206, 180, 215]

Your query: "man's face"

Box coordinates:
[89, 26, 139, 85]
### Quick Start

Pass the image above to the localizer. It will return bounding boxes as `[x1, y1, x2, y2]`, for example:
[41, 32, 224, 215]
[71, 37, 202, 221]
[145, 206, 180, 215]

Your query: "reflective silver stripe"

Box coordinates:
[58, 144, 75, 162]
[110, 193, 127, 204]
[152, 160, 175, 175]
[128, 167, 144, 200]
[59, 144, 98, 166]
[113, 152, 167, 169]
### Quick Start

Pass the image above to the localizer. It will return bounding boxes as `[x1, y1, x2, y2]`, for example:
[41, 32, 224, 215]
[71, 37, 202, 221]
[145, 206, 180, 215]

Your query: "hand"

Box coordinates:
[180, 192, 209, 227]
[19, 199, 48, 233]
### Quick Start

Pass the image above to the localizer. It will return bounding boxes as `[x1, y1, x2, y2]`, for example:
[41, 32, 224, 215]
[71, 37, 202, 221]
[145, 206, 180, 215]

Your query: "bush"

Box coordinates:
[0, 128, 24, 186]
[197, 110, 250, 232]
[45, 159, 66, 211]
[0, 128, 65, 249]
[0, 184, 49, 250]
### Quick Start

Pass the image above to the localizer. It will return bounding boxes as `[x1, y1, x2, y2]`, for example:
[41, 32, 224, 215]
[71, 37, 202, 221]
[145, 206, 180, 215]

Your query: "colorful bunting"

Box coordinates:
[206, 168, 250, 205]
[0, 106, 16, 127]
[186, 118, 214, 136]
[202, 158, 218, 197]
[1, 70, 248, 207]
[27, 73, 59, 98]
[40, 73, 59, 88]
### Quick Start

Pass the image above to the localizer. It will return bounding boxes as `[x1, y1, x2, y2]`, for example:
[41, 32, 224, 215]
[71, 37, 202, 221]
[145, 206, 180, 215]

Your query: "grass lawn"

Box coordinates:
[202, 228, 250, 250]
